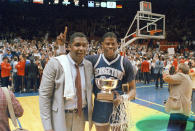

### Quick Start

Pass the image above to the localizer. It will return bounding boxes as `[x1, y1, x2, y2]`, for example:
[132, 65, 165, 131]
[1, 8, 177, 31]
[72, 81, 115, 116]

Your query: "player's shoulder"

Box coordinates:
[85, 54, 100, 61]
[122, 56, 132, 66]
[87, 54, 99, 58]
[121, 56, 134, 72]
[84, 59, 92, 66]
[85, 54, 100, 67]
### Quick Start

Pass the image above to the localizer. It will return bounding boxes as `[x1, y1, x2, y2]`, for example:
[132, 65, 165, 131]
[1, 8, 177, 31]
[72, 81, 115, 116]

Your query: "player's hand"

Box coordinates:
[124, 88, 136, 101]
[56, 26, 67, 46]
[128, 91, 136, 101]
[113, 95, 122, 106]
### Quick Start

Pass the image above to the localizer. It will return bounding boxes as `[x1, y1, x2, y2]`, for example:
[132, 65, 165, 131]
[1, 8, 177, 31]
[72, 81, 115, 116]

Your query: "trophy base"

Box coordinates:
[97, 93, 114, 101]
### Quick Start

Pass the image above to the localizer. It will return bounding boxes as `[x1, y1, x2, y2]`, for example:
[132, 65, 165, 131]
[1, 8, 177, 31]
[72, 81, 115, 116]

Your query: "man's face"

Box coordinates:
[19, 55, 23, 61]
[4, 58, 8, 63]
[102, 37, 118, 59]
[70, 37, 88, 64]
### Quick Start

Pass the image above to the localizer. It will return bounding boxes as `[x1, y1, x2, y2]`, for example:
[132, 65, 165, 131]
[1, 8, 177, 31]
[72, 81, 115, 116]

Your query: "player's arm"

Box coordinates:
[113, 57, 136, 106]
[123, 57, 136, 100]
[113, 80, 136, 106]
[127, 80, 136, 100]
[85, 54, 99, 67]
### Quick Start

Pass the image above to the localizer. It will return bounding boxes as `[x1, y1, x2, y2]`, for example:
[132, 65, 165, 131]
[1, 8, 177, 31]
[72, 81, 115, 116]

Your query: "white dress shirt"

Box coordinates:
[64, 54, 87, 110]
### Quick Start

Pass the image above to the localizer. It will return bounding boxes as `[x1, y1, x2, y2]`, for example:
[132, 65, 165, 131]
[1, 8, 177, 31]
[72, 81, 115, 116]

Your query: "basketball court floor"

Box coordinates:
[9, 82, 194, 131]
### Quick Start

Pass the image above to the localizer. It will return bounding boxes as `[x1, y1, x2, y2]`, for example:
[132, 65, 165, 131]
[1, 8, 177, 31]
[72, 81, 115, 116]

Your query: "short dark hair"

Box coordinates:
[14, 56, 18, 61]
[69, 32, 87, 44]
[3, 56, 8, 60]
[158, 56, 162, 60]
[102, 32, 117, 42]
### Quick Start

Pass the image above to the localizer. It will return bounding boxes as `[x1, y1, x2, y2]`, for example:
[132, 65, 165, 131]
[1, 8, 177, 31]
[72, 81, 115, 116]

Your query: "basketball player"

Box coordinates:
[86, 32, 136, 131]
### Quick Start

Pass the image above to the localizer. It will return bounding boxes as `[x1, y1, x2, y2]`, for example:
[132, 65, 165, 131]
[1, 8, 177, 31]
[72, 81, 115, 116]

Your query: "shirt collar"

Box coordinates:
[67, 53, 84, 66]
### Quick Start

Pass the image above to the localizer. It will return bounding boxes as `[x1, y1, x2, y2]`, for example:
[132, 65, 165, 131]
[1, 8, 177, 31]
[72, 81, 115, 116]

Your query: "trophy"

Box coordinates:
[96, 79, 118, 101]
[122, 84, 130, 94]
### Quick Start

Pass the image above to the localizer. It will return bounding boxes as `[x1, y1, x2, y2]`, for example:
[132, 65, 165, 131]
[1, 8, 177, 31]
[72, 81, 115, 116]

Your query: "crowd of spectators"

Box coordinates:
[0, 0, 194, 93]
[0, 36, 194, 93]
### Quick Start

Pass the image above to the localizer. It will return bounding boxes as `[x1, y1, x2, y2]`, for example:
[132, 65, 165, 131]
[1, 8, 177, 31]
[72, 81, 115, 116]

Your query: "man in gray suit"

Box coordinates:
[154, 56, 164, 89]
[163, 63, 192, 131]
[39, 32, 93, 131]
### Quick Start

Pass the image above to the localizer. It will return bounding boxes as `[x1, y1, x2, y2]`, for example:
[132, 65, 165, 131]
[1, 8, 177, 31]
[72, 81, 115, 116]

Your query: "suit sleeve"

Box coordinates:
[39, 58, 56, 130]
[164, 73, 183, 85]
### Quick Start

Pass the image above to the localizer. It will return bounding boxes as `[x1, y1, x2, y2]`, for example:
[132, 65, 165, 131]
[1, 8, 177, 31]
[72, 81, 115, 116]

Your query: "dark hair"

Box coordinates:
[3, 56, 8, 60]
[169, 66, 175, 75]
[69, 32, 87, 44]
[14, 56, 18, 61]
[102, 32, 117, 42]
[22, 54, 26, 59]
[158, 56, 162, 60]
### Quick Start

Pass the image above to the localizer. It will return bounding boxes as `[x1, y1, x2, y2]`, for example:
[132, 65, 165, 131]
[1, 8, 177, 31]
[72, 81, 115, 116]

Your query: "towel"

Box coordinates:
[55, 55, 75, 99]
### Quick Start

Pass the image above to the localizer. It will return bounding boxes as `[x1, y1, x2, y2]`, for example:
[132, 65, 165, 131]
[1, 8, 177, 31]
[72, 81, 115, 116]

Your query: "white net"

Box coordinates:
[110, 95, 134, 131]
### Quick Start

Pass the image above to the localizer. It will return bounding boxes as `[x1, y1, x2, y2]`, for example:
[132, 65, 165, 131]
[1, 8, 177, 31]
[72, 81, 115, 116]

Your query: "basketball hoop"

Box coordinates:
[132, 33, 137, 38]
[118, 1, 165, 52]
[149, 29, 162, 35]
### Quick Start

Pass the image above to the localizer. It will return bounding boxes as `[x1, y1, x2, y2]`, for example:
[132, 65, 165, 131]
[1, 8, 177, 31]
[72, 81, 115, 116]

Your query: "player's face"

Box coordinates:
[102, 37, 118, 59]
[70, 37, 88, 64]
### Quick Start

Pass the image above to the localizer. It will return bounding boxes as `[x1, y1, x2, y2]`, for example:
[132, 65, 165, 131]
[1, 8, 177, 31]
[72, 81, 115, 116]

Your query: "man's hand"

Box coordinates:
[189, 68, 195, 77]
[56, 26, 67, 46]
[163, 71, 169, 80]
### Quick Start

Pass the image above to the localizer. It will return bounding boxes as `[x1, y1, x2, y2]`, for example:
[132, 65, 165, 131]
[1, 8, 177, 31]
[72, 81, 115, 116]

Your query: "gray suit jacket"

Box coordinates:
[154, 60, 164, 74]
[165, 72, 192, 116]
[39, 57, 93, 131]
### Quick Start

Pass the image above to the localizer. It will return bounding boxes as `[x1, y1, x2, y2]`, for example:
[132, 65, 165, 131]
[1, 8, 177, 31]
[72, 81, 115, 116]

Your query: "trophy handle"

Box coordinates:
[95, 79, 102, 90]
[122, 84, 130, 94]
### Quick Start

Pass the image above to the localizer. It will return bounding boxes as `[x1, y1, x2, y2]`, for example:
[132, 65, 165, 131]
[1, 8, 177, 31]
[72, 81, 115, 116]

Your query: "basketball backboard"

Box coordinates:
[136, 11, 165, 39]
[119, 1, 165, 51]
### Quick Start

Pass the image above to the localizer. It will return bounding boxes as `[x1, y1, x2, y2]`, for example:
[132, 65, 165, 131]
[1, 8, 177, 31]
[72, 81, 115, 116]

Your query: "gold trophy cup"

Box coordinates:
[96, 79, 118, 101]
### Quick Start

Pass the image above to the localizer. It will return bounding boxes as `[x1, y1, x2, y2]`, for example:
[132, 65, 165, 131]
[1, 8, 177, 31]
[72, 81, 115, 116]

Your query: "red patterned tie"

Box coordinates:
[75, 64, 82, 117]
